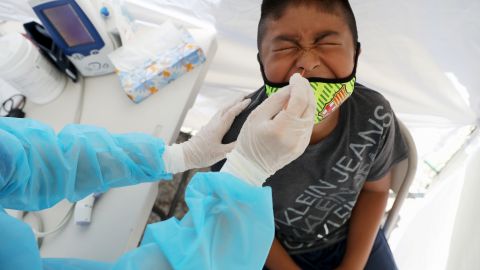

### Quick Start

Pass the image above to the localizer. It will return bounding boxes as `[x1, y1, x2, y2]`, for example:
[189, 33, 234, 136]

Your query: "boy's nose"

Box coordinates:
[295, 49, 322, 75]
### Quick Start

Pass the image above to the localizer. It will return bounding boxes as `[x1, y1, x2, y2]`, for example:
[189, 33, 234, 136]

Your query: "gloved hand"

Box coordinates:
[163, 98, 251, 174]
[221, 73, 315, 186]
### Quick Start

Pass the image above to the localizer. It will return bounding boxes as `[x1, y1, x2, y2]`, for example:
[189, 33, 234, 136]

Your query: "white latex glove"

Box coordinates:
[163, 98, 251, 174]
[221, 73, 315, 186]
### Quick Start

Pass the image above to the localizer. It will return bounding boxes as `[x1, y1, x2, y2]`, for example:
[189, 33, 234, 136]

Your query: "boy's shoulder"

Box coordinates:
[351, 83, 390, 105]
[349, 83, 393, 110]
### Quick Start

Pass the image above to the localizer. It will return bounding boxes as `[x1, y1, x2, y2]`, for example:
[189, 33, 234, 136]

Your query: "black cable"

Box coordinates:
[1, 94, 26, 118]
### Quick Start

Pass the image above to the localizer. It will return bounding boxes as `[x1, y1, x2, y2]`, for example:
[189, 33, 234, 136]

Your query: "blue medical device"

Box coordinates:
[30, 0, 119, 77]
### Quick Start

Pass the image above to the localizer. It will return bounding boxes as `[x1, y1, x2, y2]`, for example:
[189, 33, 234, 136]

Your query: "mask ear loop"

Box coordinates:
[352, 41, 361, 76]
[257, 53, 269, 84]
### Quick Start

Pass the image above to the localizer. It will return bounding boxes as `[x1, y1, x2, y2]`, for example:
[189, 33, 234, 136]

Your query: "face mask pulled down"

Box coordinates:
[261, 43, 360, 124]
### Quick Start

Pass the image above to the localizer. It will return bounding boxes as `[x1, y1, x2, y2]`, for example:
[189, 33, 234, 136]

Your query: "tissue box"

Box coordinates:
[110, 23, 206, 103]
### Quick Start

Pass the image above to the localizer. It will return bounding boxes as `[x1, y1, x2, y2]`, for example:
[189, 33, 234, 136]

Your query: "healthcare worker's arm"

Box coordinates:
[0, 99, 249, 211]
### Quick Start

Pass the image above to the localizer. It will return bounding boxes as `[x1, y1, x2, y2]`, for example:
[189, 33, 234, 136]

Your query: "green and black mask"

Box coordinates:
[259, 42, 361, 124]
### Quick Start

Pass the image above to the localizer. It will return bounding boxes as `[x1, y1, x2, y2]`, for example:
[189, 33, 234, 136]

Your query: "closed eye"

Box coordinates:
[273, 47, 299, 52]
[316, 42, 342, 46]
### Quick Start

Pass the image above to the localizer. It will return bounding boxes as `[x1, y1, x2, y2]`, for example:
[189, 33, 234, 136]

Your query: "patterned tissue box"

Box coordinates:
[112, 27, 206, 103]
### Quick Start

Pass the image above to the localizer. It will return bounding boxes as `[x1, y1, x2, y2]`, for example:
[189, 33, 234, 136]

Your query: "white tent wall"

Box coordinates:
[446, 136, 480, 270]
[1, 0, 480, 269]
[354, 0, 479, 126]
[389, 131, 480, 270]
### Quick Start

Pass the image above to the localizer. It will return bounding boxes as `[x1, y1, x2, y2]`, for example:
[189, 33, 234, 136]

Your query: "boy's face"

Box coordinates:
[260, 4, 356, 83]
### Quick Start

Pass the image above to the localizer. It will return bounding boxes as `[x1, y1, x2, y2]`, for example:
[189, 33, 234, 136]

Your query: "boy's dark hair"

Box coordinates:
[257, 0, 358, 50]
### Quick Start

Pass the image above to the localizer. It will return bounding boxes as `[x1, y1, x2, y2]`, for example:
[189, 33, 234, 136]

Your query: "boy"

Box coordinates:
[213, 0, 408, 269]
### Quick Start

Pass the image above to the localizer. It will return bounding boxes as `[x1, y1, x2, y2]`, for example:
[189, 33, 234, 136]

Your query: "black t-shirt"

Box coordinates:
[212, 83, 409, 254]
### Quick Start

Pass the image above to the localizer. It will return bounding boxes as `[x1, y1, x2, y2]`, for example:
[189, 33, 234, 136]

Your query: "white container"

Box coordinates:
[0, 33, 66, 104]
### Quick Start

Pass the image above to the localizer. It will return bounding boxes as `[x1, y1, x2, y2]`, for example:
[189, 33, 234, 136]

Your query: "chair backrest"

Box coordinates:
[383, 119, 418, 238]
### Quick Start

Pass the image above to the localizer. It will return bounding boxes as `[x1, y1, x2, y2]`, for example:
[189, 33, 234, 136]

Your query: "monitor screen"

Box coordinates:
[43, 4, 95, 47]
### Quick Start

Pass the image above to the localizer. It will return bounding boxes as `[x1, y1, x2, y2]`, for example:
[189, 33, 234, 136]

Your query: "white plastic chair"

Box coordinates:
[383, 120, 418, 239]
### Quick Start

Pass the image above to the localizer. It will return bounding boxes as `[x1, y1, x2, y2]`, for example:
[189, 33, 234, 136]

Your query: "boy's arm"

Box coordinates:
[265, 238, 301, 270]
[336, 171, 391, 270]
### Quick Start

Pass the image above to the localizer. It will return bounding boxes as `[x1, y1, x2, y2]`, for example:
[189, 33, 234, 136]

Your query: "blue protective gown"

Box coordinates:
[0, 118, 274, 270]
